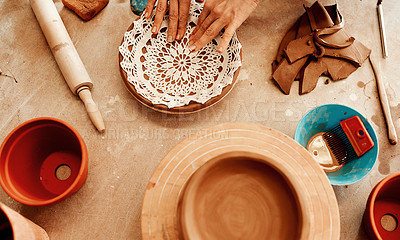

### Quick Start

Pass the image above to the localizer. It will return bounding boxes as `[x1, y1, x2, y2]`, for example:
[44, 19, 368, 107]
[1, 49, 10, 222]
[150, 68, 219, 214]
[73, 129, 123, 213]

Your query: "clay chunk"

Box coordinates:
[62, 0, 109, 21]
[272, 1, 371, 95]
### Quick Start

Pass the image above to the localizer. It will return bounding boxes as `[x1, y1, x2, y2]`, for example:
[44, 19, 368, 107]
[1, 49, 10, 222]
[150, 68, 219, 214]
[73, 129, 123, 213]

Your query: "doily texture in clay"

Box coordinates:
[119, 2, 242, 108]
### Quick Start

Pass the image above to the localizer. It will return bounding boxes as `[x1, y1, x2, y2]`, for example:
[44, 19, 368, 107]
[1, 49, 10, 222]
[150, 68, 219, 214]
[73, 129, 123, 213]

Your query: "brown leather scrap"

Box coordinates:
[272, 1, 371, 95]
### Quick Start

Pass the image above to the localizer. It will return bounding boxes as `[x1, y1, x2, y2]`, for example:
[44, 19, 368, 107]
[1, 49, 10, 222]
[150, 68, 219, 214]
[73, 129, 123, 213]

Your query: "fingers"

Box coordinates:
[151, 0, 191, 41]
[167, 0, 179, 42]
[144, 0, 156, 18]
[189, 19, 226, 52]
[191, 3, 211, 36]
[176, 0, 191, 40]
[190, 14, 215, 42]
[152, 0, 168, 34]
[217, 25, 235, 53]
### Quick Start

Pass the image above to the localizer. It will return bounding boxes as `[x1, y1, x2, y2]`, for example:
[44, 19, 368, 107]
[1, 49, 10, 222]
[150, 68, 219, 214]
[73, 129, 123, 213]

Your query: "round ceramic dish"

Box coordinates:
[141, 123, 340, 240]
[119, 18, 241, 114]
[295, 104, 378, 185]
[0, 117, 88, 206]
[119, 30, 240, 114]
[364, 172, 400, 240]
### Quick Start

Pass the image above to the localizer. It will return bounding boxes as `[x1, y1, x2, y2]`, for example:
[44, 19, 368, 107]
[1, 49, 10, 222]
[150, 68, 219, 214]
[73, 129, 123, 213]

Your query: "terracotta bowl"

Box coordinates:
[0, 117, 88, 206]
[179, 153, 302, 240]
[364, 173, 400, 240]
[141, 123, 340, 240]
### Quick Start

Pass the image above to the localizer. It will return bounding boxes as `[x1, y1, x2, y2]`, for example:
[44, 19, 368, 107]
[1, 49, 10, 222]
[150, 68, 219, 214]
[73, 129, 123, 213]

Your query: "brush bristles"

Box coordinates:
[323, 125, 358, 164]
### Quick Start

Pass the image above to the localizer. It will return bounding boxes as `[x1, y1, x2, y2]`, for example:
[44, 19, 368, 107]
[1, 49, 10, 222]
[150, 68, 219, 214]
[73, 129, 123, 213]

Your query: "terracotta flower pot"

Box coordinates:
[364, 172, 400, 240]
[0, 117, 88, 206]
[0, 203, 49, 239]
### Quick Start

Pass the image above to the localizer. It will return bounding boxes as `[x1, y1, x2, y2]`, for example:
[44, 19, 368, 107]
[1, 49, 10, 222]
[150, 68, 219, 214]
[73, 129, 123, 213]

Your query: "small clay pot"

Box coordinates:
[0, 117, 88, 206]
[0, 203, 49, 239]
[364, 172, 400, 240]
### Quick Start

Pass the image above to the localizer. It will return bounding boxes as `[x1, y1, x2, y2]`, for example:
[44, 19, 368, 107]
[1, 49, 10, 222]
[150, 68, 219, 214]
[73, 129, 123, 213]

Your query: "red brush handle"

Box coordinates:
[340, 116, 375, 157]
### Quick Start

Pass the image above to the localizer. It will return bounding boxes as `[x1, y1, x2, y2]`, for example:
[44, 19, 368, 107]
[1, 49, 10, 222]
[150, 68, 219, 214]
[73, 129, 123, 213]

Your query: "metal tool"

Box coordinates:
[377, 0, 388, 58]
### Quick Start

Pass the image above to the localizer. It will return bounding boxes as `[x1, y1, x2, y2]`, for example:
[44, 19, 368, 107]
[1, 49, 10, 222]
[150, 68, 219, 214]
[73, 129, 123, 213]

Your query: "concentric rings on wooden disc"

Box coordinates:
[141, 123, 340, 240]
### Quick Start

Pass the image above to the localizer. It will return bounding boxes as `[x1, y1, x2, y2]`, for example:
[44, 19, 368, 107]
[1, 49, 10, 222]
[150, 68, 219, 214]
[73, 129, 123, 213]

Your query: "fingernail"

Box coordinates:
[189, 44, 196, 51]
[218, 46, 223, 53]
[176, 34, 182, 40]
[167, 35, 173, 42]
[152, 26, 157, 33]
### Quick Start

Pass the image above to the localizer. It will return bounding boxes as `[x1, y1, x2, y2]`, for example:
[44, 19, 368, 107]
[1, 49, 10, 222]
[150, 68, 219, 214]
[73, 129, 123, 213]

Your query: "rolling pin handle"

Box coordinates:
[77, 86, 105, 133]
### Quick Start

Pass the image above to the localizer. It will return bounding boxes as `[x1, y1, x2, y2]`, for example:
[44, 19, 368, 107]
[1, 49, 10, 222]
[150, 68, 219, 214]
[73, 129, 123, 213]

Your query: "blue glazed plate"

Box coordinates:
[295, 104, 378, 185]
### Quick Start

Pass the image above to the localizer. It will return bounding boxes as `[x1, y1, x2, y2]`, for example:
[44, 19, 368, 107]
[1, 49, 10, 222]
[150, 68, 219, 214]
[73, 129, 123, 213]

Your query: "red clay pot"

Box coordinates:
[364, 172, 400, 240]
[0, 117, 88, 206]
[0, 202, 49, 239]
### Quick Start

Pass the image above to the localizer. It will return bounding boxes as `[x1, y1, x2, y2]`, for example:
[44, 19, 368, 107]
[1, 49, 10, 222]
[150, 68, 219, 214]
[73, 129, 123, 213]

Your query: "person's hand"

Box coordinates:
[145, 0, 202, 42]
[189, 0, 258, 53]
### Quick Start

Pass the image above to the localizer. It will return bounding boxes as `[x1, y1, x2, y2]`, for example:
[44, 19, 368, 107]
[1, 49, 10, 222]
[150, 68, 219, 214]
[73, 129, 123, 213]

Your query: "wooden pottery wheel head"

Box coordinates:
[141, 123, 340, 240]
[179, 153, 302, 240]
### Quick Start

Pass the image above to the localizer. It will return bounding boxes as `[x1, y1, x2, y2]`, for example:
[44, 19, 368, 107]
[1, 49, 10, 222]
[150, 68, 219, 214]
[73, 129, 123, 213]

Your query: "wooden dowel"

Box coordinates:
[369, 56, 397, 145]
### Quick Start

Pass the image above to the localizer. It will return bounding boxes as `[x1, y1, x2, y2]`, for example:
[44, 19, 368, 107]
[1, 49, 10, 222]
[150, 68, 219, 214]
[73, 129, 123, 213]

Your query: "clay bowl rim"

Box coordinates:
[0, 117, 88, 206]
[366, 172, 400, 238]
[178, 150, 307, 239]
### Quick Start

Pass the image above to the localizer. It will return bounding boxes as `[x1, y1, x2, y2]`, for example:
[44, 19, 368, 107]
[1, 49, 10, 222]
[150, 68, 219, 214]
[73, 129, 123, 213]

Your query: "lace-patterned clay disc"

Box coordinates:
[119, 2, 242, 114]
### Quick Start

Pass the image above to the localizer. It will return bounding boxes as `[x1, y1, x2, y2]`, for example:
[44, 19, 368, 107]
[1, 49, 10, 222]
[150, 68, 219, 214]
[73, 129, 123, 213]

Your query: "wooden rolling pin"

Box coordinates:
[369, 56, 397, 145]
[30, 0, 105, 133]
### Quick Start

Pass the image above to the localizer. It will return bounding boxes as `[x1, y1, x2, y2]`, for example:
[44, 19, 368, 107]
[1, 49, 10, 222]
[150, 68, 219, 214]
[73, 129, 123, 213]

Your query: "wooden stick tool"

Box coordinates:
[369, 56, 397, 145]
[30, 0, 105, 133]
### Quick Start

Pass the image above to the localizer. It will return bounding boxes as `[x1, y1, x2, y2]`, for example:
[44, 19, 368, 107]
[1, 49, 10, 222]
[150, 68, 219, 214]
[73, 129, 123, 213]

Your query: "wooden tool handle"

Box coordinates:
[30, 0, 93, 94]
[369, 56, 398, 145]
[78, 87, 105, 133]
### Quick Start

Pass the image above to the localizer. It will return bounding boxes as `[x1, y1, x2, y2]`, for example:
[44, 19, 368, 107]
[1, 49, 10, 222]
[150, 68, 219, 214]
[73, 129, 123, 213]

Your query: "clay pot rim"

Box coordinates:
[0, 202, 50, 239]
[179, 150, 306, 239]
[367, 172, 400, 238]
[0, 117, 88, 206]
